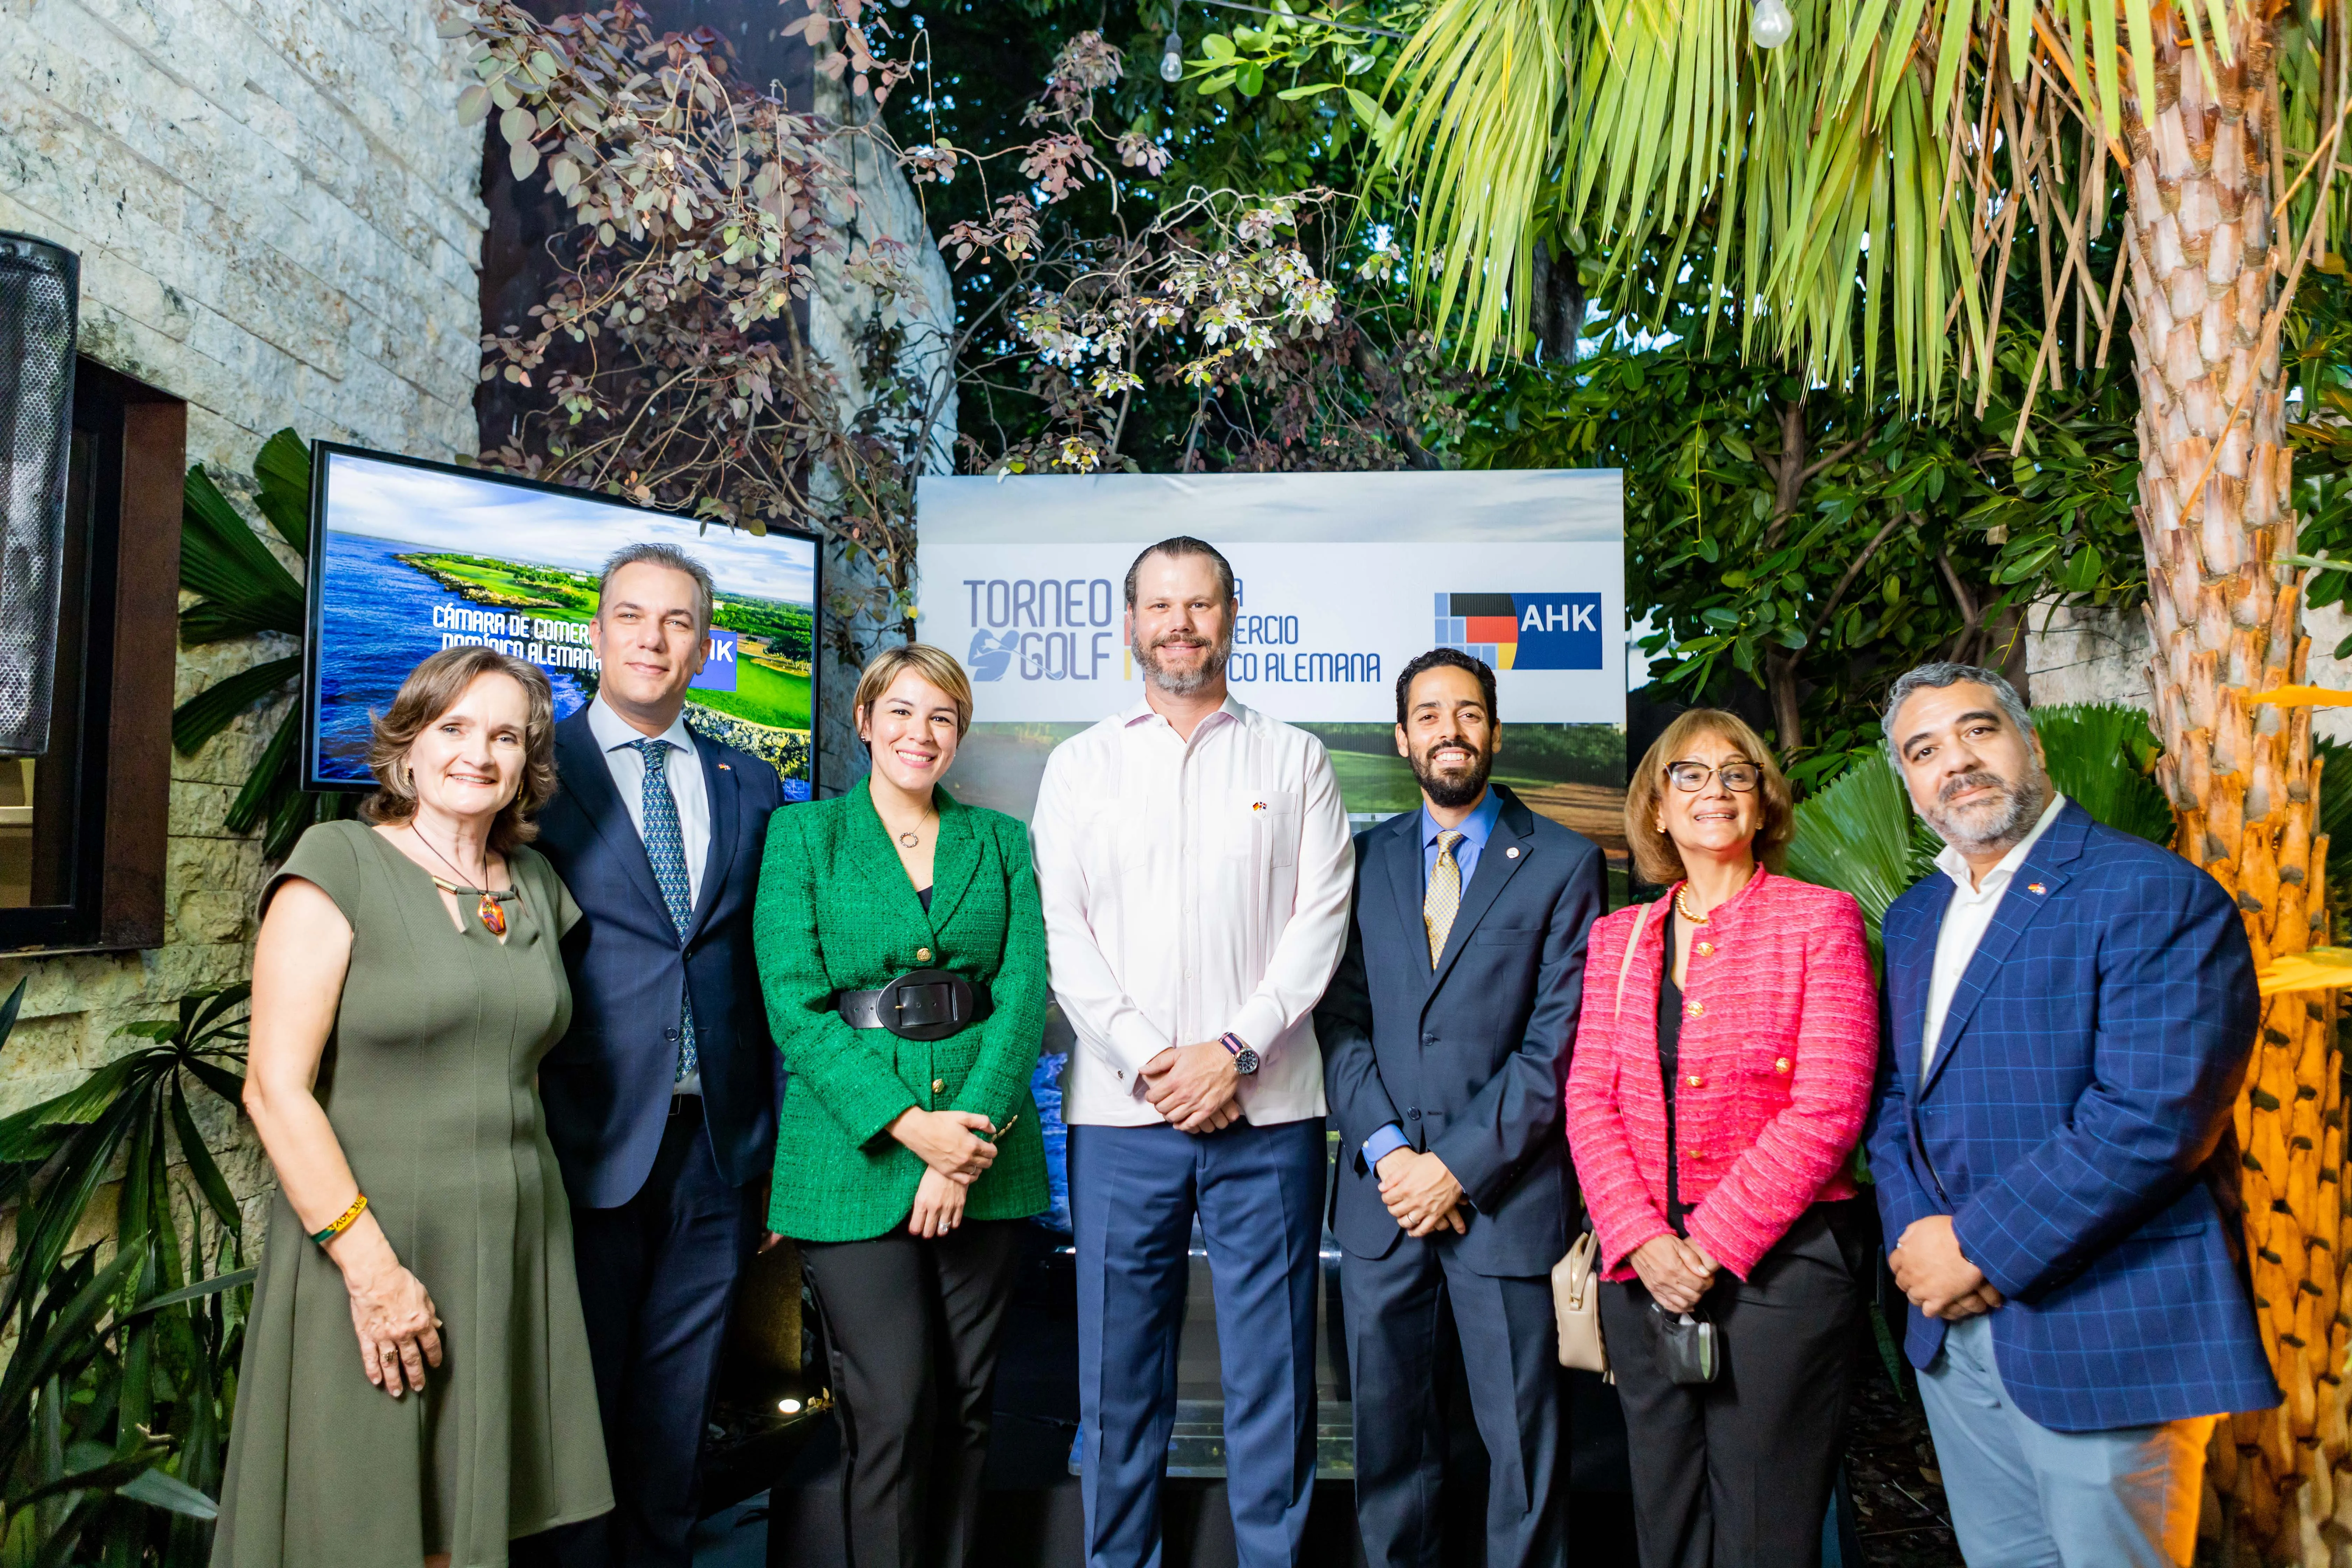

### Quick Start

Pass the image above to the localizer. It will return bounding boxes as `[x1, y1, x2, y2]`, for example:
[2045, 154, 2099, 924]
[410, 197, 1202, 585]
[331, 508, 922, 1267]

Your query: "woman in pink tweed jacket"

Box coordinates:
[1566, 708, 1877, 1568]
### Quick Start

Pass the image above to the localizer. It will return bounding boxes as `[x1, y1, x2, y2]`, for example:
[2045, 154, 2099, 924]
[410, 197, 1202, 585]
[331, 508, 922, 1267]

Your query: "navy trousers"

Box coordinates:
[1342, 1242, 1566, 1568]
[1070, 1117, 1326, 1568]
[544, 1098, 754, 1568]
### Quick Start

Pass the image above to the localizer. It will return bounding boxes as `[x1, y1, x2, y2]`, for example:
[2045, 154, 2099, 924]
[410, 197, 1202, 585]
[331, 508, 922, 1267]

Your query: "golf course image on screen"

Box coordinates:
[308, 447, 818, 797]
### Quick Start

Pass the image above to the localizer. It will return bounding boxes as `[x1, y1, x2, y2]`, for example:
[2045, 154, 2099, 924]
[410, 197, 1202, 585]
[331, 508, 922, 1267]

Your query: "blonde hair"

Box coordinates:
[361, 646, 558, 854]
[854, 643, 974, 739]
[1623, 709, 1793, 886]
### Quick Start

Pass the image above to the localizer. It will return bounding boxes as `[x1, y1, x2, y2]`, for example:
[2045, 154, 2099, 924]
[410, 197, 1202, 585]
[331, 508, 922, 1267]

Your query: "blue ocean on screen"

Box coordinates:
[314, 530, 811, 803]
[314, 531, 593, 784]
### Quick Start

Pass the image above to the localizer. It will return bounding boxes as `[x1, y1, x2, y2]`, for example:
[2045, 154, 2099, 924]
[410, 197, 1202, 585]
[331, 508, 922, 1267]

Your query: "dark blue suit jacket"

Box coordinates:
[1864, 800, 2279, 1430]
[1316, 785, 1605, 1278]
[535, 707, 785, 1209]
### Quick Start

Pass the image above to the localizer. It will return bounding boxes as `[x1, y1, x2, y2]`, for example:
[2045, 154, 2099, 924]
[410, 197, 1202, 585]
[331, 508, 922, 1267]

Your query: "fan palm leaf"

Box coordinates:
[1782, 751, 1937, 953]
[170, 430, 349, 859]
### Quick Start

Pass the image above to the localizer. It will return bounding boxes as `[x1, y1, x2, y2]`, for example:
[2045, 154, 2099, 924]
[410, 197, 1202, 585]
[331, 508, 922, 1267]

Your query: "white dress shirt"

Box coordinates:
[586, 694, 709, 1093]
[1921, 792, 2068, 1075]
[1032, 694, 1354, 1127]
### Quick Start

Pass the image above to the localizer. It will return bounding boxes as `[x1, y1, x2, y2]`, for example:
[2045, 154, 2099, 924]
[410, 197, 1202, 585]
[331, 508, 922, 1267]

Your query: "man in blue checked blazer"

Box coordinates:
[1865, 662, 2277, 1568]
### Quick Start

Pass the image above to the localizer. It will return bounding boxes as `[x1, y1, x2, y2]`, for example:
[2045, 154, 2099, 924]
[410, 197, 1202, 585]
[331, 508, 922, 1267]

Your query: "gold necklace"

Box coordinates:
[1674, 864, 1758, 926]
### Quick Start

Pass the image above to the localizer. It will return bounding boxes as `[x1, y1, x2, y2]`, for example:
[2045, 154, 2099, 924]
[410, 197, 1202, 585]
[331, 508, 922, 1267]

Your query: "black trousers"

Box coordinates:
[1597, 1205, 1864, 1568]
[1340, 1239, 1566, 1568]
[800, 1219, 1024, 1568]
[534, 1097, 756, 1568]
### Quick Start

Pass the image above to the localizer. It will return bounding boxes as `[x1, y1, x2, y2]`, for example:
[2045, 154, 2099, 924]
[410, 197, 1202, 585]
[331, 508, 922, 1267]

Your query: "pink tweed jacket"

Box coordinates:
[1566, 870, 1877, 1282]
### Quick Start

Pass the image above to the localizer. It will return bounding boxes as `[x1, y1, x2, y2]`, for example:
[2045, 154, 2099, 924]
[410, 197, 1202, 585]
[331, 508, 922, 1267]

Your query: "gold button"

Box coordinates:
[1775, 1057, 1792, 1074]
[1686, 1074, 1703, 1088]
[1690, 1148, 1708, 1161]
[1685, 1000, 1703, 1019]
[1695, 941, 1714, 958]
[932, 1078, 946, 1094]
[917, 947, 932, 962]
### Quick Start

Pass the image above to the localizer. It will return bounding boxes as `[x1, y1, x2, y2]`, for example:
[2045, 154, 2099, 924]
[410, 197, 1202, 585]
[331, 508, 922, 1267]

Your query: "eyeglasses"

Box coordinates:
[1665, 761, 1761, 793]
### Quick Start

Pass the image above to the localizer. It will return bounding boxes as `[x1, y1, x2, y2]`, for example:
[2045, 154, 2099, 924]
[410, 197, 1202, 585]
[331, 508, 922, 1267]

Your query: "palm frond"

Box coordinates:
[248, 428, 314, 555]
[170, 657, 301, 757]
[1383, 0, 2346, 399]
[2033, 700, 2174, 842]
[177, 468, 301, 635]
[1783, 754, 1937, 954]
[1381, 0, 1573, 369]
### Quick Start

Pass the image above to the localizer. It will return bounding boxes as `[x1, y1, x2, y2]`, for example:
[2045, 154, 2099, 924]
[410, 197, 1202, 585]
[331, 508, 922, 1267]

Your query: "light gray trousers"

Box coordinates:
[1917, 1314, 2214, 1567]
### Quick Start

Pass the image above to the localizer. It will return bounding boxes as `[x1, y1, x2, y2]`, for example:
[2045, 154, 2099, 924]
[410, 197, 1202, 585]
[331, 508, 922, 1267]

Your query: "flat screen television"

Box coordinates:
[302, 443, 820, 800]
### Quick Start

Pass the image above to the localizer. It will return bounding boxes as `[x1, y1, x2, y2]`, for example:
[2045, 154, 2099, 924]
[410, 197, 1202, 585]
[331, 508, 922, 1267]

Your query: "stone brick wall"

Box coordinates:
[0, 0, 491, 1214]
[2025, 600, 2352, 748]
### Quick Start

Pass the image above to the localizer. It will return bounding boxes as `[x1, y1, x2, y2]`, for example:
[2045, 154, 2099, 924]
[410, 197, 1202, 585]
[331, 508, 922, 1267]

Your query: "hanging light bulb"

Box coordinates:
[1161, 31, 1185, 82]
[1749, 0, 1794, 48]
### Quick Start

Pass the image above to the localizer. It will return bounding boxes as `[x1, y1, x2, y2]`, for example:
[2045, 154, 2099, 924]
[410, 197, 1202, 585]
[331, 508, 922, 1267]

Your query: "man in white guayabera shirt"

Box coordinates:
[1031, 537, 1353, 1568]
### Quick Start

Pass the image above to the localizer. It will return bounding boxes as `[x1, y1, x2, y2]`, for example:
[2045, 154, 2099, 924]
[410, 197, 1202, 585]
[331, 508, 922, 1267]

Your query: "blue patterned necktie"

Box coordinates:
[627, 738, 698, 1083]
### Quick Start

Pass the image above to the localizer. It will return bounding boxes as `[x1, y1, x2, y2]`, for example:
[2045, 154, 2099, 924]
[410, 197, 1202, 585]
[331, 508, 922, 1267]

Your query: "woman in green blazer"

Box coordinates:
[754, 643, 1048, 1568]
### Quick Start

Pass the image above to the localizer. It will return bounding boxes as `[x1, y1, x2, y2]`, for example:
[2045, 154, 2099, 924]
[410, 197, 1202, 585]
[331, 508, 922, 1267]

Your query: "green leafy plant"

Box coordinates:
[1783, 756, 1937, 956]
[2032, 703, 2173, 847]
[0, 981, 255, 1564]
[172, 430, 350, 861]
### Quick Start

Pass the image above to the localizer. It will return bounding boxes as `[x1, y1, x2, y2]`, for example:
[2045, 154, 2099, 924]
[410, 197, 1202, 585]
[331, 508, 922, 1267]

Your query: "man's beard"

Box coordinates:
[1411, 735, 1494, 810]
[1134, 629, 1231, 695]
[1921, 766, 2051, 855]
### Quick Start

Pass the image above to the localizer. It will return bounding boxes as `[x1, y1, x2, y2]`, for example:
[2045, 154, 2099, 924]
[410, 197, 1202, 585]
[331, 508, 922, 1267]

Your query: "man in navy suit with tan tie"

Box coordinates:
[531, 544, 785, 1568]
[1316, 648, 1605, 1568]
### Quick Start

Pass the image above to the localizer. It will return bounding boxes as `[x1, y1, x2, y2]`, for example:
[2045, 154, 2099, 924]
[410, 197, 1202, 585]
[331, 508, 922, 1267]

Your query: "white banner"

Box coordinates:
[913, 469, 1627, 726]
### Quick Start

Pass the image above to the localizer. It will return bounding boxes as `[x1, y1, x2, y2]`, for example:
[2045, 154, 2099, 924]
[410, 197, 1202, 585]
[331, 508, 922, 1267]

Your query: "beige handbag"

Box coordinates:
[1552, 1230, 1610, 1376]
[1552, 898, 1654, 1377]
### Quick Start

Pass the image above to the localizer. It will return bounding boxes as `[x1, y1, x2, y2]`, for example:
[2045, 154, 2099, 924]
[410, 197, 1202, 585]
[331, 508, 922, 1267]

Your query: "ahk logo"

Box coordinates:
[687, 628, 740, 693]
[968, 629, 1020, 681]
[1434, 593, 1602, 670]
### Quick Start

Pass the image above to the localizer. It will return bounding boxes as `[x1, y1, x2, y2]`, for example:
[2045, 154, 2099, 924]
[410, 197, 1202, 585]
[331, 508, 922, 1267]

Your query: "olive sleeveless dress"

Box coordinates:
[212, 821, 612, 1568]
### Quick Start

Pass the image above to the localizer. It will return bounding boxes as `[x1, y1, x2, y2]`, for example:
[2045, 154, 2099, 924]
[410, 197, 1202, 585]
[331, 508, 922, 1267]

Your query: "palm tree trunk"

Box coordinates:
[2124, 19, 2346, 1562]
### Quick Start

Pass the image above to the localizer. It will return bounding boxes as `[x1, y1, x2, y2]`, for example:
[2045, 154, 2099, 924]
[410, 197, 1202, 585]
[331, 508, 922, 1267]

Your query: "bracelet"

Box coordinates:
[310, 1193, 368, 1246]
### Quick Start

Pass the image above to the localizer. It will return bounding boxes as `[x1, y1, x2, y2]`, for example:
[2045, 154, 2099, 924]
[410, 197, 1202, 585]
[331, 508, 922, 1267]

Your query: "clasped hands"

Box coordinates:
[1373, 1147, 1467, 1237]
[1889, 1214, 2004, 1321]
[1141, 1041, 1242, 1134]
[1629, 1234, 1716, 1314]
[889, 1105, 1000, 1240]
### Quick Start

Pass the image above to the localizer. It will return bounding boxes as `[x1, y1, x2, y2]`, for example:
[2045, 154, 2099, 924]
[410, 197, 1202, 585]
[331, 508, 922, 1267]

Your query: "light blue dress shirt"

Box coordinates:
[1364, 789, 1504, 1171]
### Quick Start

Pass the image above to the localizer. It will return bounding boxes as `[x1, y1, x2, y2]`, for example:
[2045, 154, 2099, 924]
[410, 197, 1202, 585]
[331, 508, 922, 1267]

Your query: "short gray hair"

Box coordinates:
[1883, 662, 2035, 770]
[597, 542, 715, 632]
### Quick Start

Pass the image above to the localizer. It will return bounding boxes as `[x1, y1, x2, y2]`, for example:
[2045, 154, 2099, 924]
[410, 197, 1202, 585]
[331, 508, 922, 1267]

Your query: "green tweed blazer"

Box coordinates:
[755, 780, 1050, 1242]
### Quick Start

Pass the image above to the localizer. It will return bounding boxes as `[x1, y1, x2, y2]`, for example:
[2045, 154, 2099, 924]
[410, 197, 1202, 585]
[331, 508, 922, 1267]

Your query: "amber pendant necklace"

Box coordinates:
[413, 826, 512, 935]
[426, 877, 514, 936]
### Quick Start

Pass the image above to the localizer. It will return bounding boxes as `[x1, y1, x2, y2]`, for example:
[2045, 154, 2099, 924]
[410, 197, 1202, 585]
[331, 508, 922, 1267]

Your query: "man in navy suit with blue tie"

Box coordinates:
[1315, 649, 1604, 1568]
[1868, 662, 2278, 1567]
[531, 544, 785, 1568]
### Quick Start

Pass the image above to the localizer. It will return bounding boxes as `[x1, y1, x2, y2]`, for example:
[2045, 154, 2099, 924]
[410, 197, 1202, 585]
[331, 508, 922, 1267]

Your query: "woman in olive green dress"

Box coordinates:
[213, 646, 610, 1568]
[756, 643, 1049, 1568]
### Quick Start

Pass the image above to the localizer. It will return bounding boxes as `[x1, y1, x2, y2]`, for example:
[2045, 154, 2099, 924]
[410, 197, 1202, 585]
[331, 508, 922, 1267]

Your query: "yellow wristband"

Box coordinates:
[310, 1192, 368, 1246]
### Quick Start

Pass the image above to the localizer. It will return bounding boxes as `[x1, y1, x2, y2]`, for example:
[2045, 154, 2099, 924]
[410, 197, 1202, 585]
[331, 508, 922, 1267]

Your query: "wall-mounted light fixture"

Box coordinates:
[0, 234, 77, 758]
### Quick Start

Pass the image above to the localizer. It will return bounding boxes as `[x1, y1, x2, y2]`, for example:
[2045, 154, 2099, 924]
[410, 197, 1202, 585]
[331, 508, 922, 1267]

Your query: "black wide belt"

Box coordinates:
[834, 969, 991, 1042]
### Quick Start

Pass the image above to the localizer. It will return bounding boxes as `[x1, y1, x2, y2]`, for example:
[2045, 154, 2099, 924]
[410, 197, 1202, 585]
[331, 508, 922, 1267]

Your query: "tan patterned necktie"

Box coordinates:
[1424, 830, 1465, 965]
